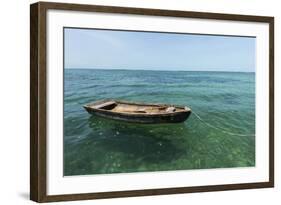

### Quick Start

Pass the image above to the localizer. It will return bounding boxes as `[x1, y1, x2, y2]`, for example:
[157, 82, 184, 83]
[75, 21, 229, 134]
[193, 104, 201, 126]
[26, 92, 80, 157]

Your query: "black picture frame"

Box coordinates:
[30, 1, 274, 202]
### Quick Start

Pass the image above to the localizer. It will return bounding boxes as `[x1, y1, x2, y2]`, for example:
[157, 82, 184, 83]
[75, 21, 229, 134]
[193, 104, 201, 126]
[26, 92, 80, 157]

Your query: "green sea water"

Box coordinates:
[64, 69, 255, 176]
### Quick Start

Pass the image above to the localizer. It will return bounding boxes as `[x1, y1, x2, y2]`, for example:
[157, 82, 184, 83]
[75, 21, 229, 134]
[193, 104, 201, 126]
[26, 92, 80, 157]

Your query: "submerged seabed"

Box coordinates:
[64, 69, 255, 176]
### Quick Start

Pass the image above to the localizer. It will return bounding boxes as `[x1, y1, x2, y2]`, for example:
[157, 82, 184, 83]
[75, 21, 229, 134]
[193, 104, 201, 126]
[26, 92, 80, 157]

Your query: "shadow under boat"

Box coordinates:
[86, 115, 187, 164]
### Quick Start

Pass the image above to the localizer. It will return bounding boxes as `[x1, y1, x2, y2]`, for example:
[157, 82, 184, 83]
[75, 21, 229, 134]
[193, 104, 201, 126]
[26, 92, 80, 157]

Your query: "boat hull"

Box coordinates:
[84, 100, 191, 124]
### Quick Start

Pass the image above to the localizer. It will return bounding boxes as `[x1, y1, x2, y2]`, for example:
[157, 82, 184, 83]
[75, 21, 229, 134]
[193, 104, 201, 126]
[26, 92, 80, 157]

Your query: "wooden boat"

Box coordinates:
[83, 99, 191, 124]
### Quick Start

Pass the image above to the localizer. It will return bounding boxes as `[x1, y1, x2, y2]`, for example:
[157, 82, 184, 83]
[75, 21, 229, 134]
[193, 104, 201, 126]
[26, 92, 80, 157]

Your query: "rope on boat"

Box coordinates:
[191, 111, 255, 137]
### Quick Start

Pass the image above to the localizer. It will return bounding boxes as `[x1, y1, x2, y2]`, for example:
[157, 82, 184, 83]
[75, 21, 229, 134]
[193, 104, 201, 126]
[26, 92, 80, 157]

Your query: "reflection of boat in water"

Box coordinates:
[83, 99, 192, 124]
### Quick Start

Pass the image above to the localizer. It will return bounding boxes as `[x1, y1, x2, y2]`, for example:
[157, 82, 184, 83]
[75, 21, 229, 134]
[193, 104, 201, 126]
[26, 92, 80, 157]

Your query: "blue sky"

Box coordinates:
[64, 28, 256, 72]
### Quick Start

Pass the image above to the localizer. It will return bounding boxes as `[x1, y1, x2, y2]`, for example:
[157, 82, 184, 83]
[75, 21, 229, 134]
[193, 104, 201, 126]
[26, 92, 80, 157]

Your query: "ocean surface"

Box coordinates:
[64, 69, 255, 176]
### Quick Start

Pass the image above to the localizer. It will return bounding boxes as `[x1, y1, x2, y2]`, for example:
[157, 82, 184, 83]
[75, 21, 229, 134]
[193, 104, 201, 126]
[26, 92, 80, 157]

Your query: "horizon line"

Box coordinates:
[65, 67, 255, 73]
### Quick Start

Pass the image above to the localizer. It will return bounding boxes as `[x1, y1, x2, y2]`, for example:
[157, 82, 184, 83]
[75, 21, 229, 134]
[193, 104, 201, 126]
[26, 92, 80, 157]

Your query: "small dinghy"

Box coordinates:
[83, 99, 191, 124]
